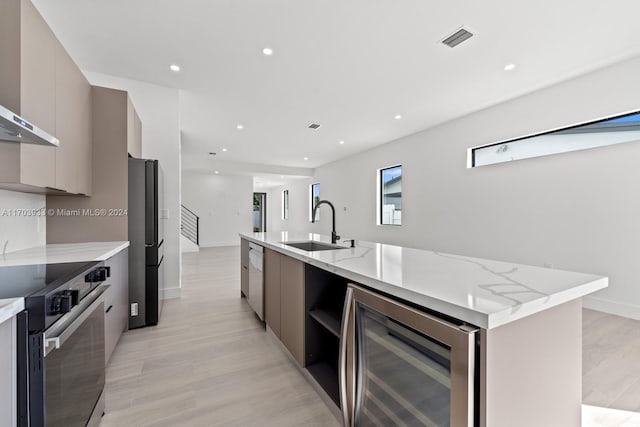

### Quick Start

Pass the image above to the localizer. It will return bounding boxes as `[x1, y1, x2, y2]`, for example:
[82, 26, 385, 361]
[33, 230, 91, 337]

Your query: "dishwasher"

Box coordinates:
[248, 243, 264, 320]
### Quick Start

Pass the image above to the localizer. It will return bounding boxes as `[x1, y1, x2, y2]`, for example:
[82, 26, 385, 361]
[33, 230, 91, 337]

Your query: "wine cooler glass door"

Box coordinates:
[344, 285, 477, 427]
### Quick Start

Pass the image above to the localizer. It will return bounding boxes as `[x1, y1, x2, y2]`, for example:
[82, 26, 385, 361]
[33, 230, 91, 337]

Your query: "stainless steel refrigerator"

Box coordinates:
[128, 157, 164, 329]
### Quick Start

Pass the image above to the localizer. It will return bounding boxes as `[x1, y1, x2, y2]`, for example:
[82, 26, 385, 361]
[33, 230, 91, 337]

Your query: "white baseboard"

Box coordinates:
[583, 295, 640, 320]
[181, 245, 199, 253]
[180, 235, 199, 253]
[200, 240, 240, 248]
[162, 287, 181, 300]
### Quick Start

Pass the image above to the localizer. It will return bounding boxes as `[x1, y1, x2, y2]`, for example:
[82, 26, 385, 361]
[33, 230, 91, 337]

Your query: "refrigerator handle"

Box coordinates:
[339, 286, 354, 427]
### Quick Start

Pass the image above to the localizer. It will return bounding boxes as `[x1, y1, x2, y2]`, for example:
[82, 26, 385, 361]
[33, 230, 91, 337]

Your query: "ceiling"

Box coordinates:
[33, 0, 640, 173]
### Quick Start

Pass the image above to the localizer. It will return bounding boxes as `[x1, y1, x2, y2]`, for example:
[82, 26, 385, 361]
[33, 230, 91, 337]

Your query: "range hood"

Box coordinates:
[0, 104, 59, 147]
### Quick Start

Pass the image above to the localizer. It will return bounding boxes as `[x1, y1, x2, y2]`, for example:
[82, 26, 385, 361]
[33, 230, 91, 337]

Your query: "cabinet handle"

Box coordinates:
[105, 305, 113, 313]
[339, 287, 354, 427]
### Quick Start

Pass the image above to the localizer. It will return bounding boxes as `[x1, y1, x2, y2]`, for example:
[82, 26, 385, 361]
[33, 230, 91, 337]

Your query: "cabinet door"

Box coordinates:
[75, 74, 92, 196]
[20, 0, 56, 135]
[0, 317, 17, 426]
[127, 96, 142, 158]
[264, 248, 281, 338]
[54, 43, 92, 195]
[19, 0, 56, 188]
[104, 248, 129, 363]
[53, 45, 78, 193]
[240, 239, 249, 297]
[281, 255, 305, 365]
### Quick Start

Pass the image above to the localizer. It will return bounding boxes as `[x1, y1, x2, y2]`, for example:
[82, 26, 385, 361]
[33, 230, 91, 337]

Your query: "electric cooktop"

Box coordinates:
[0, 261, 99, 300]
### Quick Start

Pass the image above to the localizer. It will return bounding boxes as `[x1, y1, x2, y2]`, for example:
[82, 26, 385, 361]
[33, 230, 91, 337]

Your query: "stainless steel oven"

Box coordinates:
[340, 284, 479, 427]
[6, 261, 110, 427]
[41, 286, 108, 427]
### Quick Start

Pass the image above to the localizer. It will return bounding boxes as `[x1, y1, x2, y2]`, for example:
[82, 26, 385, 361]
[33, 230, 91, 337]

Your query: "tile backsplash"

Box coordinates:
[0, 189, 46, 254]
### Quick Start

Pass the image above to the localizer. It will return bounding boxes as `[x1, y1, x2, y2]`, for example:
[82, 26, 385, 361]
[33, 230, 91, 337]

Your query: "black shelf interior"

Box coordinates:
[306, 360, 340, 406]
[309, 308, 341, 338]
[304, 264, 349, 407]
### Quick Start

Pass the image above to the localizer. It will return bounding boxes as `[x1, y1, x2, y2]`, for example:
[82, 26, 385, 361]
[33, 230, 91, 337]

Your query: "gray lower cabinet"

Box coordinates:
[281, 255, 305, 366]
[104, 248, 129, 363]
[240, 238, 249, 297]
[261, 247, 305, 366]
[0, 316, 17, 426]
[264, 248, 281, 338]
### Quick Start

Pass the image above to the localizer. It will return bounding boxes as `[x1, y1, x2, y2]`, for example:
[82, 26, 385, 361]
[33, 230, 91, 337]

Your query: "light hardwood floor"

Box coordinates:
[100, 246, 339, 427]
[100, 246, 640, 427]
[583, 308, 640, 413]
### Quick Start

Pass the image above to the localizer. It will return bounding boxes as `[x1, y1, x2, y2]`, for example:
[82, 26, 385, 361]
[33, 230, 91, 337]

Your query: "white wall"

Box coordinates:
[85, 72, 182, 299]
[266, 178, 317, 234]
[268, 55, 640, 319]
[182, 172, 253, 247]
[0, 190, 46, 254]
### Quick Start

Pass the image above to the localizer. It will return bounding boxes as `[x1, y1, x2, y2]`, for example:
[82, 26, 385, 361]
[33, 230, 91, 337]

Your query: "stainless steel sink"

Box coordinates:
[283, 241, 348, 251]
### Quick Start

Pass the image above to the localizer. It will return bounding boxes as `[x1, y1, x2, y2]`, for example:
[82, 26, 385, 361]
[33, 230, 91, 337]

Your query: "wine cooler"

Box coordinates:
[339, 284, 479, 427]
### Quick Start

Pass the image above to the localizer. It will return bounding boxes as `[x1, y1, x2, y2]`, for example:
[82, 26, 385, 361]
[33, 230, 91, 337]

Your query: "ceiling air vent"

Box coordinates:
[308, 123, 321, 129]
[441, 27, 474, 48]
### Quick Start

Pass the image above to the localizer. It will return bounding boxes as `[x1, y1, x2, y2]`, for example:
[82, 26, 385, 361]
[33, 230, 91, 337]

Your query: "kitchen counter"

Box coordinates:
[0, 241, 130, 267]
[0, 298, 24, 325]
[240, 232, 607, 329]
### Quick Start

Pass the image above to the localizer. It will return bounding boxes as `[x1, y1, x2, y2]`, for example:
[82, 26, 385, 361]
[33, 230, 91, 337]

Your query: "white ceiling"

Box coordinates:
[33, 0, 640, 172]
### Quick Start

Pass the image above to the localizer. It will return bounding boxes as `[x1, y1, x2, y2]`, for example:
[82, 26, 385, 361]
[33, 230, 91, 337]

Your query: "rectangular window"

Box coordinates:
[282, 190, 289, 220]
[310, 183, 320, 221]
[379, 165, 402, 225]
[469, 111, 640, 167]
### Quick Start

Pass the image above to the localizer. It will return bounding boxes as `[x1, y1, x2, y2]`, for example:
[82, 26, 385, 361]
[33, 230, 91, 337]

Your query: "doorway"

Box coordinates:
[253, 192, 267, 232]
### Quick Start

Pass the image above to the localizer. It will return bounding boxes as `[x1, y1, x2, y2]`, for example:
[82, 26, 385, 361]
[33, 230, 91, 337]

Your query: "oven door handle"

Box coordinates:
[43, 285, 109, 357]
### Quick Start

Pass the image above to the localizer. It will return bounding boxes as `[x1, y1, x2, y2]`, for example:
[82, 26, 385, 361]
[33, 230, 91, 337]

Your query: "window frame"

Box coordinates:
[282, 190, 289, 220]
[468, 110, 640, 168]
[309, 183, 320, 222]
[378, 164, 402, 226]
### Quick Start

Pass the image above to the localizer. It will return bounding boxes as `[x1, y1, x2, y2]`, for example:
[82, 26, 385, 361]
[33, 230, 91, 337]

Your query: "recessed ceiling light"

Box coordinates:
[214, 170, 220, 174]
[394, 115, 402, 120]
[303, 157, 309, 161]
[280, 175, 284, 179]
[222, 148, 228, 152]
[169, 64, 181, 72]
[339, 140, 345, 145]
[504, 63, 516, 71]
[236, 124, 244, 130]
[262, 47, 274, 56]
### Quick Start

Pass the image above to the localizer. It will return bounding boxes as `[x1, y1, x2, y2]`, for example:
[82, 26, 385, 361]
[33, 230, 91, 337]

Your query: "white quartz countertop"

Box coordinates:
[240, 232, 608, 329]
[0, 241, 130, 267]
[0, 298, 24, 324]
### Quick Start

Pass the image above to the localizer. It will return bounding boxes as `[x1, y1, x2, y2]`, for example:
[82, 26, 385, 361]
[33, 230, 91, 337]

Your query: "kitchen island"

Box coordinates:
[240, 231, 607, 427]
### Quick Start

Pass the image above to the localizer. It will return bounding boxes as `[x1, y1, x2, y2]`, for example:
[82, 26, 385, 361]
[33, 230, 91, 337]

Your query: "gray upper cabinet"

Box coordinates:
[20, 0, 56, 137]
[127, 96, 142, 158]
[0, 0, 92, 195]
[55, 43, 92, 195]
[47, 87, 134, 243]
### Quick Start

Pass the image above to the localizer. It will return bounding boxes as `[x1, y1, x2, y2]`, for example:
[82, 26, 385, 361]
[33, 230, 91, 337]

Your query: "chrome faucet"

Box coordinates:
[312, 200, 340, 244]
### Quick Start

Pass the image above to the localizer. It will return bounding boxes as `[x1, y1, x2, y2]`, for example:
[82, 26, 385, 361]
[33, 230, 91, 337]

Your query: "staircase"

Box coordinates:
[181, 205, 199, 249]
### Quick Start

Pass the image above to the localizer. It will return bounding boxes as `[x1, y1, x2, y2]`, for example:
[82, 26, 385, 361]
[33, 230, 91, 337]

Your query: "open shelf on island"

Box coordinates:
[305, 264, 349, 408]
[306, 361, 340, 406]
[309, 308, 341, 338]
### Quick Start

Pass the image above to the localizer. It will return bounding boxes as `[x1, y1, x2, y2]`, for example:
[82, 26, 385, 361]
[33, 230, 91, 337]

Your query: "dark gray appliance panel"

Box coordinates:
[128, 158, 148, 329]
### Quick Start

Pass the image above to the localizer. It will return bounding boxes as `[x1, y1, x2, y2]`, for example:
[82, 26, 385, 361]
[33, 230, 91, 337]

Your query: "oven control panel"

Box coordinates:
[49, 289, 80, 315]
